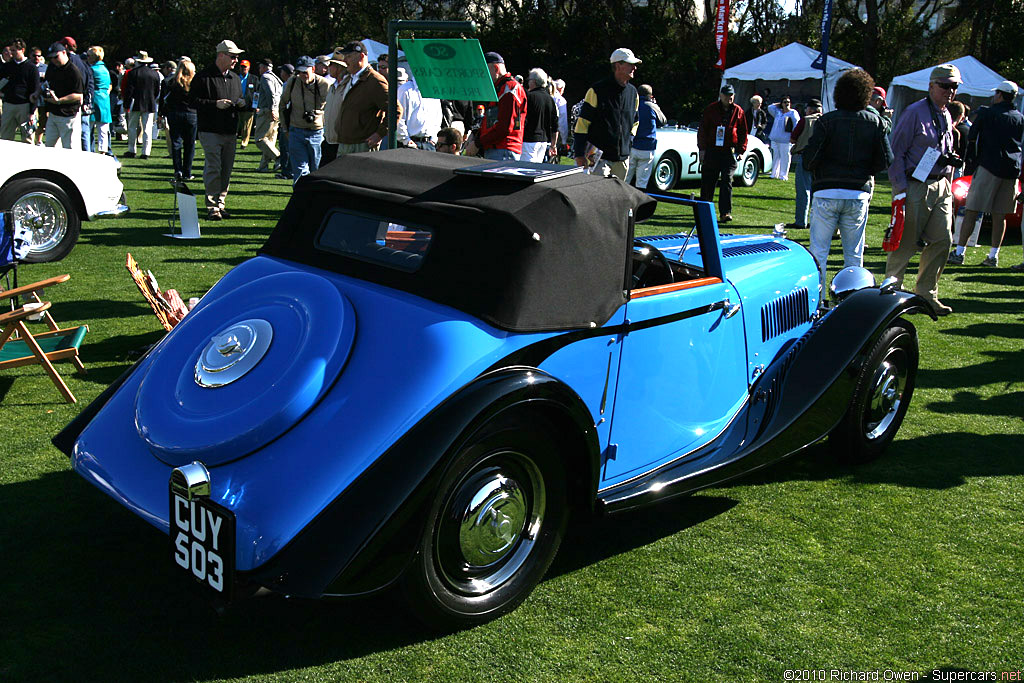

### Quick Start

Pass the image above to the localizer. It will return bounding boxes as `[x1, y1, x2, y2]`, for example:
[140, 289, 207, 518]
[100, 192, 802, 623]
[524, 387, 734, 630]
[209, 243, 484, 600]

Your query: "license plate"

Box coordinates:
[169, 489, 235, 599]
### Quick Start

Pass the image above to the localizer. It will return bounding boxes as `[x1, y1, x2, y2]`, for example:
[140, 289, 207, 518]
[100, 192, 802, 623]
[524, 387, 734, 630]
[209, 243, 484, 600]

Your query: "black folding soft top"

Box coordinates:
[261, 148, 657, 332]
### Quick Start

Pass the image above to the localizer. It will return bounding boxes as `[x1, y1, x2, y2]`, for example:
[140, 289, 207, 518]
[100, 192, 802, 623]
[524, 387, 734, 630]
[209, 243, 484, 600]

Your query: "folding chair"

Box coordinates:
[0, 301, 88, 403]
[0, 211, 88, 403]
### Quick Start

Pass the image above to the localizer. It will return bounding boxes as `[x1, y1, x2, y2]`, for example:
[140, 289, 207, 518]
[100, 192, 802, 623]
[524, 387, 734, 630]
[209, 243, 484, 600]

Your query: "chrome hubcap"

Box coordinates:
[656, 161, 675, 187]
[865, 353, 907, 439]
[436, 453, 545, 596]
[12, 192, 68, 256]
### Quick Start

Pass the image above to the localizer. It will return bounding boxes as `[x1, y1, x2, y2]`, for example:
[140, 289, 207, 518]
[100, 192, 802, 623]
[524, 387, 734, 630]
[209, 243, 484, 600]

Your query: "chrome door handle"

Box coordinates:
[722, 299, 741, 318]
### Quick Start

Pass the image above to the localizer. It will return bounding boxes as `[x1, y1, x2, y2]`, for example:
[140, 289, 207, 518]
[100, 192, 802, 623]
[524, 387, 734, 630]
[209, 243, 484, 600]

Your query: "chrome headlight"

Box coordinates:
[829, 266, 875, 303]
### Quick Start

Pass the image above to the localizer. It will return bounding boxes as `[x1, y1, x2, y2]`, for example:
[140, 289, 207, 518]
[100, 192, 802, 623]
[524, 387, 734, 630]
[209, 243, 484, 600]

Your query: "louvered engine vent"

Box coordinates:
[722, 242, 790, 258]
[761, 288, 810, 342]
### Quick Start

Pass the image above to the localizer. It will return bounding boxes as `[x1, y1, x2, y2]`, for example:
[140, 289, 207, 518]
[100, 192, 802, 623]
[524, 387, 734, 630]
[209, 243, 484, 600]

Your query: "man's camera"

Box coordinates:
[302, 111, 316, 124]
[939, 151, 964, 168]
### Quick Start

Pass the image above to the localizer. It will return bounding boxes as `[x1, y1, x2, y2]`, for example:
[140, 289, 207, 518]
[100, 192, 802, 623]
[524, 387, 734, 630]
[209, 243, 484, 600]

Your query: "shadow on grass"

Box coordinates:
[736, 431, 1024, 491]
[0, 473, 737, 680]
[917, 348, 1024, 390]
[0, 471, 429, 681]
[548, 495, 737, 580]
[941, 320, 1024, 339]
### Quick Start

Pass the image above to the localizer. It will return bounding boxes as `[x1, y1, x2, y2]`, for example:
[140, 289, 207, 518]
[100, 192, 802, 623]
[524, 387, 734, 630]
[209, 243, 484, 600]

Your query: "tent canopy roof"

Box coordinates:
[723, 42, 858, 81]
[887, 55, 1009, 98]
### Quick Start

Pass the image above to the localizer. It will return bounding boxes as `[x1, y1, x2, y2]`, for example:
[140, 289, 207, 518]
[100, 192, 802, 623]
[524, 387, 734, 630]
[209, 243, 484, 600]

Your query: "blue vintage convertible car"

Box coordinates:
[55, 149, 931, 628]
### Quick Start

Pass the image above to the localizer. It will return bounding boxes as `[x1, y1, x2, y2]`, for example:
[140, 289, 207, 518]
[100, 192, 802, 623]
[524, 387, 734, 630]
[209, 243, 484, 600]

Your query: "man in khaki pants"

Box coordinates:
[253, 59, 282, 172]
[885, 64, 962, 316]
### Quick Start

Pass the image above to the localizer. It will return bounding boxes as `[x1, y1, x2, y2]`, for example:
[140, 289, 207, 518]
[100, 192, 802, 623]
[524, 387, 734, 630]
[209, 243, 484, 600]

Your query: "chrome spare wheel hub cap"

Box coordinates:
[195, 319, 273, 388]
[13, 192, 68, 255]
[866, 359, 903, 439]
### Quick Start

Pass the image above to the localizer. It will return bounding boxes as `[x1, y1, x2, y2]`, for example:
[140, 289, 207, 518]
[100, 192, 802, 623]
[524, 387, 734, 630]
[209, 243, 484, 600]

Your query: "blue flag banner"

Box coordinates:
[811, 0, 834, 71]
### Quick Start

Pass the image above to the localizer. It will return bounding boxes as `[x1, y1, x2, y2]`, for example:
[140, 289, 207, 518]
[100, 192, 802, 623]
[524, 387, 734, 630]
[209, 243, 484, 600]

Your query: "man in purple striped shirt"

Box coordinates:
[884, 63, 962, 316]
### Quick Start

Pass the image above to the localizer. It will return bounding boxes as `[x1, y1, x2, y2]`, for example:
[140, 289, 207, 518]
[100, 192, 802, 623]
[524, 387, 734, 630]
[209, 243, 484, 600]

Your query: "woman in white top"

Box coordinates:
[767, 96, 800, 180]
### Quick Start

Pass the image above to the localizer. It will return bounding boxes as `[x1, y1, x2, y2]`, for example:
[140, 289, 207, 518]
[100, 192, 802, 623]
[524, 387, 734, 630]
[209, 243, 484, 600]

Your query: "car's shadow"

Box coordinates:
[5, 422, 1019, 680]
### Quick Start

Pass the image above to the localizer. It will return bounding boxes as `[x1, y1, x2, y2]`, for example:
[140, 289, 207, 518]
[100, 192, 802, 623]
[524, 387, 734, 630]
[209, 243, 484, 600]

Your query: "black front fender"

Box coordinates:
[241, 367, 600, 598]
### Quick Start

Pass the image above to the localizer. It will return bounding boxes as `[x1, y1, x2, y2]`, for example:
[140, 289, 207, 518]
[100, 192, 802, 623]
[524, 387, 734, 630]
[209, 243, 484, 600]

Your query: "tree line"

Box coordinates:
[1, 0, 1018, 122]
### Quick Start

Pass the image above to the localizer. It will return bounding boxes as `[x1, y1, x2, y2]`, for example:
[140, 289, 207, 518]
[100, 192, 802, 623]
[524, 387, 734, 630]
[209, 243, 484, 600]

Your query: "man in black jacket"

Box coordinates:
[193, 39, 247, 220]
[803, 68, 892, 287]
[59, 37, 93, 152]
[948, 80, 1024, 269]
[123, 51, 161, 158]
[572, 48, 641, 180]
[0, 38, 40, 142]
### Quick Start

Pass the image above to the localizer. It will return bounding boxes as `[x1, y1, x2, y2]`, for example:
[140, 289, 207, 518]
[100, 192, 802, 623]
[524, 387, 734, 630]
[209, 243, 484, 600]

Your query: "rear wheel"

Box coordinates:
[649, 152, 680, 192]
[402, 420, 567, 629]
[834, 320, 918, 463]
[736, 152, 760, 188]
[0, 178, 81, 263]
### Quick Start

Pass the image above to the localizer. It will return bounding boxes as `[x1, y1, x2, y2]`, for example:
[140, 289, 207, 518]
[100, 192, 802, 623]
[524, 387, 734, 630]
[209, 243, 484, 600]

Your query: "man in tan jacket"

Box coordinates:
[332, 40, 397, 155]
[278, 55, 329, 183]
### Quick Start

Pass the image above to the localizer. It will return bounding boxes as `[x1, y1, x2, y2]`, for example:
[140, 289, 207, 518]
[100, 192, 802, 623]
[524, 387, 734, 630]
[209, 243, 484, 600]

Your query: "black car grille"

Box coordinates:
[761, 288, 810, 342]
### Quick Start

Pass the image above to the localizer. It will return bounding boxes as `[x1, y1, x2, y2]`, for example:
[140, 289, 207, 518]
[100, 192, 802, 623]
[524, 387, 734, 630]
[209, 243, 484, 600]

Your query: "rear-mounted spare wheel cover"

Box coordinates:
[136, 271, 355, 466]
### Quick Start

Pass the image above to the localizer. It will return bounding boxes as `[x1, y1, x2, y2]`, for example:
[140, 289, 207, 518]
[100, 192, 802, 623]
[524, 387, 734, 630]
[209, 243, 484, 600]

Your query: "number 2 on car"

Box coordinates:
[171, 494, 233, 594]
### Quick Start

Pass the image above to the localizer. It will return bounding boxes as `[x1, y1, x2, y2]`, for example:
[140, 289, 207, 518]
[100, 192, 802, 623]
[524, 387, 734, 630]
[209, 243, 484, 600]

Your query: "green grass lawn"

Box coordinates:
[1, 143, 1022, 682]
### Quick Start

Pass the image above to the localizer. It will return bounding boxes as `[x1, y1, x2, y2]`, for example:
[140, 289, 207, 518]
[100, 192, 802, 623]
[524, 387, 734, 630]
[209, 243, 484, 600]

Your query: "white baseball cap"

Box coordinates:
[610, 48, 641, 65]
[994, 80, 1019, 96]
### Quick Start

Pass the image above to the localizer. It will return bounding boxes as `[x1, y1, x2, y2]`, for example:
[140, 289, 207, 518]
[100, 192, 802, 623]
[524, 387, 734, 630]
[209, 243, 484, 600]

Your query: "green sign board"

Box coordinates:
[399, 38, 497, 102]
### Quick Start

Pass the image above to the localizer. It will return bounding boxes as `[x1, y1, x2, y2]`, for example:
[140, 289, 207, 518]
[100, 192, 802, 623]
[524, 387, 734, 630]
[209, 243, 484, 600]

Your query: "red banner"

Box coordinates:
[714, 0, 730, 70]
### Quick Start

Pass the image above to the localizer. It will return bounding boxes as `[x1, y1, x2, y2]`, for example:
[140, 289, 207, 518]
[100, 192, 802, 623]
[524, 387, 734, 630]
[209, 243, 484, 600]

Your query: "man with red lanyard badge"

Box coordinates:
[697, 84, 748, 223]
[884, 64, 963, 316]
[465, 52, 525, 161]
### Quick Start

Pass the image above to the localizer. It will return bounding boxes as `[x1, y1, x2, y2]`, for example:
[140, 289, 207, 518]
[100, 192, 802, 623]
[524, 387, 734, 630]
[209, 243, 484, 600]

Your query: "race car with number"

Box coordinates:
[56, 149, 930, 629]
[648, 124, 773, 192]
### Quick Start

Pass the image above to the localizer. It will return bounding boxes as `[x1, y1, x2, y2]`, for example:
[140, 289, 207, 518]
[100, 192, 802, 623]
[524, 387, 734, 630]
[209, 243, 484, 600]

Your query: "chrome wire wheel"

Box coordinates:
[434, 451, 546, 597]
[13, 191, 69, 257]
[865, 353, 908, 440]
[740, 154, 759, 186]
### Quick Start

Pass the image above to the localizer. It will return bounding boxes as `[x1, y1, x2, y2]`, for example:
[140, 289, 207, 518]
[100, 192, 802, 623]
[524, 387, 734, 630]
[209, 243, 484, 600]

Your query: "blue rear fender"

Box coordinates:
[69, 256, 568, 574]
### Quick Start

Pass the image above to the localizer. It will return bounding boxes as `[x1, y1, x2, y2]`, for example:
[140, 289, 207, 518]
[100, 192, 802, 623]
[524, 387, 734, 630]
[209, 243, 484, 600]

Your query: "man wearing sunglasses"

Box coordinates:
[885, 63, 963, 316]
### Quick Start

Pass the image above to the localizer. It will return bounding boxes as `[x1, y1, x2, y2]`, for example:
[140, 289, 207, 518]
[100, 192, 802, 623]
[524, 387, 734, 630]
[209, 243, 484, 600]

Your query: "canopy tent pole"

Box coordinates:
[387, 20, 478, 150]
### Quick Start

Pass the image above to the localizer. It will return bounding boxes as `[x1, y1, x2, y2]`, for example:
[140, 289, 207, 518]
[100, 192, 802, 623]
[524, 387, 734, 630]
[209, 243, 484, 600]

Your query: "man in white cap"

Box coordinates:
[948, 79, 1024, 269]
[573, 48, 641, 180]
[885, 63, 963, 316]
[192, 39, 247, 220]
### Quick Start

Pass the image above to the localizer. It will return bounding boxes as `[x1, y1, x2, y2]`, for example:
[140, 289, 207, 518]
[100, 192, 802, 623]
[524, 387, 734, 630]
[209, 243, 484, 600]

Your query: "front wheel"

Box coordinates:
[833, 320, 919, 463]
[736, 153, 760, 188]
[402, 420, 567, 629]
[0, 178, 81, 263]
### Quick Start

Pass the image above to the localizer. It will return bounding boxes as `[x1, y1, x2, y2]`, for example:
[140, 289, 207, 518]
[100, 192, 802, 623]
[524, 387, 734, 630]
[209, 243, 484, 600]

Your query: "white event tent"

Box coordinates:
[886, 56, 1014, 124]
[721, 42, 859, 112]
[361, 39, 404, 65]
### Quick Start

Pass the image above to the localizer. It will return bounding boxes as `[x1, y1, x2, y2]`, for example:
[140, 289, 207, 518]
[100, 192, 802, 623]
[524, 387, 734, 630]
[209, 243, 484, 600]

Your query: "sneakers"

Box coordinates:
[219, 209, 232, 219]
[140, 154, 149, 160]
[206, 209, 222, 221]
[123, 151, 136, 158]
[980, 255, 998, 267]
[1010, 262, 1024, 272]
[947, 250, 964, 265]
[785, 222, 806, 229]
[720, 214, 733, 223]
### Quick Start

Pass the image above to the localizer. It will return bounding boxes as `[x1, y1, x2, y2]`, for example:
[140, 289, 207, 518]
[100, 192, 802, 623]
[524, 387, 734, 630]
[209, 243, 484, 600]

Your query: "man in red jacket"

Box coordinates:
[697, 84, 748, 223]
[466, 52, 526, 161]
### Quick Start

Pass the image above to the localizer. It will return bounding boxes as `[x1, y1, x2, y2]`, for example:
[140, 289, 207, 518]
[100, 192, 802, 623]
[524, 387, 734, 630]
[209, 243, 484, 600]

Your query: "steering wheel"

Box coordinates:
[632, 239, 675, 288]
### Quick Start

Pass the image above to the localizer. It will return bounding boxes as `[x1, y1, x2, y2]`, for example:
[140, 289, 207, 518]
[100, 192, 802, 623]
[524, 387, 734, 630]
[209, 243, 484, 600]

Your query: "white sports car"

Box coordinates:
[0, 141, 128, 262]
[648, 125, 773, 192]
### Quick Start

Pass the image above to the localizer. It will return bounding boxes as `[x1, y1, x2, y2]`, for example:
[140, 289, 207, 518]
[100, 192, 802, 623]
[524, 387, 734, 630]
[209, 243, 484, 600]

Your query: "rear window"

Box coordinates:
[314, 209, 433, 273]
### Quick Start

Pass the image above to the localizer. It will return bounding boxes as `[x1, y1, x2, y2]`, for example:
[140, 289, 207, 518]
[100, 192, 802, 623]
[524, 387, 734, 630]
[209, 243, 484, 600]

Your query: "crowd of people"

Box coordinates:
[4, 35, 1023, 302]
[696, 63, 1024, 316]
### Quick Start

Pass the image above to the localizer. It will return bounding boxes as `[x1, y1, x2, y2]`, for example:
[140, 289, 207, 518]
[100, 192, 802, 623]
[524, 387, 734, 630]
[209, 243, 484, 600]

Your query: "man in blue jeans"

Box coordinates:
[278, 56, 328, 183]
[788, 98, 821, 229]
